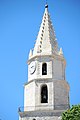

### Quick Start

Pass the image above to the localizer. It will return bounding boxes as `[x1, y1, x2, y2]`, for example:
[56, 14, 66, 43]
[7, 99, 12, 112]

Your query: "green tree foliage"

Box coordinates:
[61, 105, 80, 120]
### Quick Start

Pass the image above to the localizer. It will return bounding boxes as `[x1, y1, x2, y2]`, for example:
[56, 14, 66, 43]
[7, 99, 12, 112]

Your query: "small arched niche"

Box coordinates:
[42, 63, 47, 75]
[33, 119, 36, 120]
[41, 84, 48, 103]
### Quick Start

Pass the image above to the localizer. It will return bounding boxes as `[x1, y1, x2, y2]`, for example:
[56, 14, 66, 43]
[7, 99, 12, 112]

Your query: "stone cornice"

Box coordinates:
[27, 54, 66, 65]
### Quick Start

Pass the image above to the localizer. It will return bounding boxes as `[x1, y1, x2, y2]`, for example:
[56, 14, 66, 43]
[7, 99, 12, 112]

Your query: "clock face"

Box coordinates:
[29, 61, 36, 74]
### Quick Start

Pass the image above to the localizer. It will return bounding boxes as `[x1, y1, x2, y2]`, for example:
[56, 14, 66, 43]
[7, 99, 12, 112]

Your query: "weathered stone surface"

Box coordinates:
[20, 116, 61, 120]
[19, 110, 62, 120]
[24, 79, 69, 112]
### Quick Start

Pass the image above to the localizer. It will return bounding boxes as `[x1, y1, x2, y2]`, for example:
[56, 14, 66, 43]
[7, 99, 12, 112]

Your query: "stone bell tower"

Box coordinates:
[19, 4, 70, 120]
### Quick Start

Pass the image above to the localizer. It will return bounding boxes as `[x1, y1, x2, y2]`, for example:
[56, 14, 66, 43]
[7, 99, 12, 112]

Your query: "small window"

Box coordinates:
[41, 85, 48, 103]
[43, 23, 45, 26]
[40, 45, 41, 48]
[40, 50, 42, 53]
[41, 34, 43, 36]
[40, 41, 42, 44]
[42, 63, 47, 75]
[41, 37, 42, 40]
[42, 30, 44, 33]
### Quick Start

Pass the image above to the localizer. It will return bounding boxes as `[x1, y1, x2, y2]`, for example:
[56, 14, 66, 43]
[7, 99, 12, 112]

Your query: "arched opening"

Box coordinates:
[41, 85, 48, 103]
[42, 63, 47, 75]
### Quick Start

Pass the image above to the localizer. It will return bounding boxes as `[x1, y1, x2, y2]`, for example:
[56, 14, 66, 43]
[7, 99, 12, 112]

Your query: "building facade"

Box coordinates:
[19, 4, 70, 120]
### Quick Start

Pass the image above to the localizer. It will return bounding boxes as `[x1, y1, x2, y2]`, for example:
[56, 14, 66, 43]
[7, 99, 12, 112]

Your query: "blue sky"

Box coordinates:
[0, 0, 80, 120]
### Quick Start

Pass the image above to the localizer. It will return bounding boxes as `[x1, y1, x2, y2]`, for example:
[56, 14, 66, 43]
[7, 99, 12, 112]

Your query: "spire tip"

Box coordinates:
[45, 0, 48, 8]
[45, 4, 48, 8]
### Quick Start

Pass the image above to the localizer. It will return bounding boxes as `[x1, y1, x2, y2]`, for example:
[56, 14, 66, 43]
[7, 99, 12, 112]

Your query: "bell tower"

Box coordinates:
[19, 4, 70, 120]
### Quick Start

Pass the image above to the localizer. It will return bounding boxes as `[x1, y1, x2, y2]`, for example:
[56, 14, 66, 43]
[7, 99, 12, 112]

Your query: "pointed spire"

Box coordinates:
[32, 4, 59, 56]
